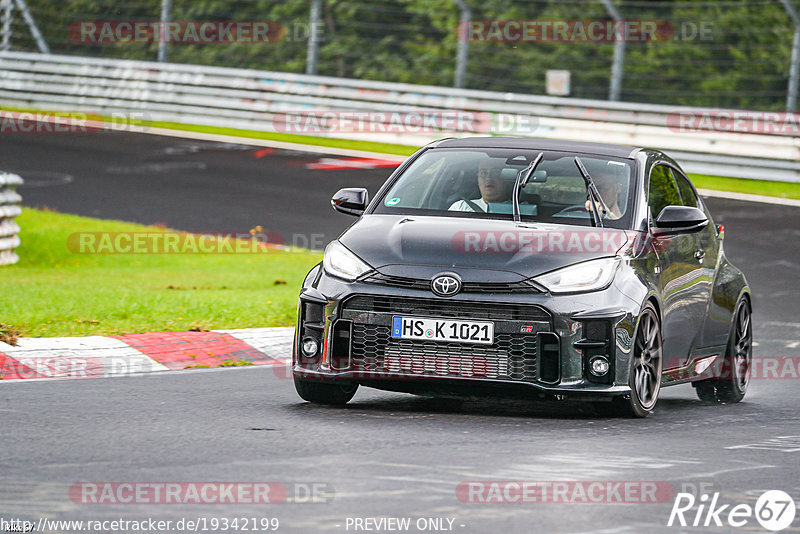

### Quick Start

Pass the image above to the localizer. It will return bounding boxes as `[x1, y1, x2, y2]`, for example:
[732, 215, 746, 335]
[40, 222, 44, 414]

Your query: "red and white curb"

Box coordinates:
[0, 327, 294, 381]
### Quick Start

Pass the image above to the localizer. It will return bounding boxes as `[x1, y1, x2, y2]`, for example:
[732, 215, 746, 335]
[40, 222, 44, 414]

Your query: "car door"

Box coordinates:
[648, 164, 706, 369]
[672, 169, 724, 349]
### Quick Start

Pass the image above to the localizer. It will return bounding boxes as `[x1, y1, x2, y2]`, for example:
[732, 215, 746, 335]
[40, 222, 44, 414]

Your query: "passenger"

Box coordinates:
[585, 167, 624, 220]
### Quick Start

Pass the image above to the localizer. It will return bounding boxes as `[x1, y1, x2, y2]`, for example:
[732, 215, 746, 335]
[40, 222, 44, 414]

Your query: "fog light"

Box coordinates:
[590, 356, 610, 376]
[301, 337, 319, 357]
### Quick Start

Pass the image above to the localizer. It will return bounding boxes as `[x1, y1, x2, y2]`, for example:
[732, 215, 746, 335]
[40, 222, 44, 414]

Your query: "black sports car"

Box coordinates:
[292, 138, 752, 417]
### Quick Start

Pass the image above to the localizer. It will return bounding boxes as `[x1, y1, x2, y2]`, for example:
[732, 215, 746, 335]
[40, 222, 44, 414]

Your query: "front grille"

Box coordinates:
[351, 324, 538, 381]
[343, 295, 550, 321]
[362, 273, 541, 294]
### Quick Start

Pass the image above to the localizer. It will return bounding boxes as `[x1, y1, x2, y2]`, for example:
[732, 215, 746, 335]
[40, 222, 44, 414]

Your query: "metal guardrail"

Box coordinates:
[1, 51, 799, 182]
[0, 171, 22, 266]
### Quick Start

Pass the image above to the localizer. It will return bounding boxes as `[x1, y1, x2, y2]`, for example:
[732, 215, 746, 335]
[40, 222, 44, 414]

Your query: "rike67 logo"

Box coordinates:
[668, 489, 796, 531]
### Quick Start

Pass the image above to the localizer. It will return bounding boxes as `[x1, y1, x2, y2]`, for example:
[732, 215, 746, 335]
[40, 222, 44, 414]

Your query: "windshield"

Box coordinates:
[373, 148, 636, 229]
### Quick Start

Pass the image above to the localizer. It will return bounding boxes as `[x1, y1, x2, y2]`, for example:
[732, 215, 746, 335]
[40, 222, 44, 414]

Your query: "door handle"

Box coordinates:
[694, 249, 706, 262]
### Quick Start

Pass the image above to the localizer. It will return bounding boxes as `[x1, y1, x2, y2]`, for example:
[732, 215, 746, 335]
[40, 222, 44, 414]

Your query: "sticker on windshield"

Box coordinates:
[385, 197, 401, 206]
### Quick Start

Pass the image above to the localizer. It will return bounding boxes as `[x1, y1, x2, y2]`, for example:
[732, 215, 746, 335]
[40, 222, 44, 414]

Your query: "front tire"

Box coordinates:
[294, 376, 358, 405]
[694, 298, 751, 404]
[610, 304, 663, 418]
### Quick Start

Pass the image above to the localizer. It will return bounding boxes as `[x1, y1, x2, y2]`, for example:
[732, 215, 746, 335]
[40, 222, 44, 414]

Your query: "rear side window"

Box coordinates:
[671, 170, 699, 208]
[648, 165, 681, 220]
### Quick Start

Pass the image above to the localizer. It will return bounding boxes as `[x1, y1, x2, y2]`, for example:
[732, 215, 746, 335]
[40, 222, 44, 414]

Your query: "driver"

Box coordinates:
[449, 158, 509, 212]
[584, 167, 624, 220]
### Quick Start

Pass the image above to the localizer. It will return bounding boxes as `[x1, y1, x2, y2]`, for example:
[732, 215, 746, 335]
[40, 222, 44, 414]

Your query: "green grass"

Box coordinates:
[688, 174, 800, 200]
[0, 208, 321, 337]
[218, 359, 255, 367]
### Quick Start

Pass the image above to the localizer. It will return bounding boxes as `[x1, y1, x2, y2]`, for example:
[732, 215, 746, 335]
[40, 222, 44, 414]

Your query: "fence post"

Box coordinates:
[13, 0, 47, 54]
[0, 0, 13, 52]
[600, 0, 625, 101]
[0, 172, 23, 266]
[158, 0, 171, 62]
[453, 0, 471, 88]
[779, 0, 800, 112]
[306, 0, 321, 75]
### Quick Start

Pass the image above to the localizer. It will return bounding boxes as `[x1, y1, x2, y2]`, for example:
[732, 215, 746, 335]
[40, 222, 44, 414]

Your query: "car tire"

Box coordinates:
[693, 298, 751, 404]
[611, 303, 663, 418]
[294, 377, 358, 405]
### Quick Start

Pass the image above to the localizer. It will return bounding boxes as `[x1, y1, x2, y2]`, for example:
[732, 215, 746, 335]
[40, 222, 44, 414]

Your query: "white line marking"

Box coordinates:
[698, 188, 800, 207]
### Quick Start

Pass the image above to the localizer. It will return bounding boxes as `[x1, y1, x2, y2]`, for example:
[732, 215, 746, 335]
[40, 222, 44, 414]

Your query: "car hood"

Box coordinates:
[339, 215, 631, 282]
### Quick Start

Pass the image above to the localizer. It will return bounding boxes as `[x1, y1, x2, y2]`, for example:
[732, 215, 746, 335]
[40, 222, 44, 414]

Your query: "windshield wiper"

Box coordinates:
[512, 152, 543, 224]
[574, 157, 609, 228]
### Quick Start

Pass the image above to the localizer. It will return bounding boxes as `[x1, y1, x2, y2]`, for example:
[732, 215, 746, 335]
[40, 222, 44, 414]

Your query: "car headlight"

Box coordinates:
[533, 257, 621, 294]
[322, 241, 372, 281]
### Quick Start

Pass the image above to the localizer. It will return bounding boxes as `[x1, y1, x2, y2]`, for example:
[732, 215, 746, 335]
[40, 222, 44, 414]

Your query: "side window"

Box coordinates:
[671, 170, 699, 208]
[648, 165, 681, 220]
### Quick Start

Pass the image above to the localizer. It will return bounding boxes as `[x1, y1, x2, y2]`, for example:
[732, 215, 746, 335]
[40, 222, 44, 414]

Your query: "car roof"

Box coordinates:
[433, 137, 642, 159]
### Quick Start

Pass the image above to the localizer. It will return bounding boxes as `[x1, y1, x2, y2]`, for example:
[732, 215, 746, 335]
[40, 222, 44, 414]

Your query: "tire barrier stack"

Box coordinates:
[0, 171, 23, 266]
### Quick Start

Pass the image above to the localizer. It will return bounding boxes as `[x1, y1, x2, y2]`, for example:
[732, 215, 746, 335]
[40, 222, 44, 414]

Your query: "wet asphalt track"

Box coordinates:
[2, 130, 800, 533]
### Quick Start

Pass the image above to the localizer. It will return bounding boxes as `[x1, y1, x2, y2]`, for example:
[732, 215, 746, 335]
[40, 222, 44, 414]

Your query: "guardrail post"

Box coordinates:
[0, 172, 23, 266]
[12, 0, 47, 54]
[779, 0, 800, 112]
[158, 0, 172, 62]
[306, 0, 321, 75]
[600, 0, 625, 101]
[0, 0, 13, 52]
[453, 0, 471, 89]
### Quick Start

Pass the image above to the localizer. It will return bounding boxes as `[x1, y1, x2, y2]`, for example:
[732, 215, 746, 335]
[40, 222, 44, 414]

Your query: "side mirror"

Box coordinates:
[655, 205, 708, 234]
[331, 188, 369, 217]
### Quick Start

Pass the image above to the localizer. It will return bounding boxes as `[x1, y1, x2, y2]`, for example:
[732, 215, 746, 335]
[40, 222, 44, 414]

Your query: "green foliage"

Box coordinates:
[11, 0, 798, 109]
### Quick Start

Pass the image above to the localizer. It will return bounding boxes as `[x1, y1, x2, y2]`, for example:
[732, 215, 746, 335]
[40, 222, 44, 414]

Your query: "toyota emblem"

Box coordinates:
[431, 273, 462, 297]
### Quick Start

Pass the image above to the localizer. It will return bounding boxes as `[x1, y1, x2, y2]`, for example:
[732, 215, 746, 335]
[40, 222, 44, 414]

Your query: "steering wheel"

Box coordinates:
[557, 205, 590, 214]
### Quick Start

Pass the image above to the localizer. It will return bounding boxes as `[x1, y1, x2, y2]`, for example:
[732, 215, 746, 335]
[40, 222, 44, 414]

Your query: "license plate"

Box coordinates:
[391, 316, 494, 345]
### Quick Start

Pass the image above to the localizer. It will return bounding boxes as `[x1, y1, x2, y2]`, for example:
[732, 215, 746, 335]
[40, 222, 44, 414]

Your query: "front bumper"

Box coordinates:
[293, 266, 640, 400]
